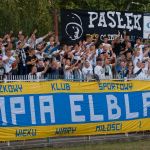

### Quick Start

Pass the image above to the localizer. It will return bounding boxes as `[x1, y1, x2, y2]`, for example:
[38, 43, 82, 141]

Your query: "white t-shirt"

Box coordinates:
[1, 46, 6, 56]
[84, 42, 94, 49]
[134, 64, 148, 79]
[82, 65, 93, 80]
[94, 65, 105, 79]
[134, 44, 144, 53]
[64, 65, 73, 79]
[35, 50, 44, 60]
[28, 37, 43, 49]
[134, 70, 147, 79]
[133, 66, 141, 74]
[104, 64, 113, 79]
[87, 53, 96, 67]
[133, 54, 143, 66]
[2, 56, 16, 73]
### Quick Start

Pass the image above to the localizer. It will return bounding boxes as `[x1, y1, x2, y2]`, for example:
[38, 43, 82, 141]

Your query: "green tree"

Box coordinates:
[0, 0, 149, 36]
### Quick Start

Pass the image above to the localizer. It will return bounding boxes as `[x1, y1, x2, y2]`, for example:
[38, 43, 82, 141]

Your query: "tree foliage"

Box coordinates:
[0, 0, 149, 36]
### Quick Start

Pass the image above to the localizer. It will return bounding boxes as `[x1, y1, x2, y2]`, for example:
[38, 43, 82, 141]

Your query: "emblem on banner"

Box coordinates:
[147, 22, 150, 28]
[65, 13, 83, 40]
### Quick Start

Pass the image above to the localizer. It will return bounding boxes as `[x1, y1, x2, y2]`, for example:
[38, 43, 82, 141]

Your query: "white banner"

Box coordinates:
[143, 15, 150, 39]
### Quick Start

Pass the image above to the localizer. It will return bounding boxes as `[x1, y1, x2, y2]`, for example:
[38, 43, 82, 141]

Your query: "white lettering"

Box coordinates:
[134, 15, 142, 30]
[142, 92, 150, 117]
[10, 97, 25, 125]
[125, 13, 133, 31]
[70, 95, 85, 122]
[0, 97, 7, 125]
[107, 11, 116, 28]
[107, 95, 121, 120]
[39, 95, 55, 124]
[89, 95, 104, 121]
[88, 12, 98, 28]
[98, 12, 107, 27]
[30, 96, 36, 124]
[124, 94, 139, 119]
[116, 12, 126, 29]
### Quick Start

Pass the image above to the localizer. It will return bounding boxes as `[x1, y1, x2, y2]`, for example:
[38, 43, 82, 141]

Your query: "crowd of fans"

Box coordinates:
[0, 30, 150, 81]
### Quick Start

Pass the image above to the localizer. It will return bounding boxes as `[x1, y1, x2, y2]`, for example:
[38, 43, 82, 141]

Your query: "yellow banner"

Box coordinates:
[0, 118, 149, 141]
[0, 80, 150, 96]
[0, 80, 150, 141]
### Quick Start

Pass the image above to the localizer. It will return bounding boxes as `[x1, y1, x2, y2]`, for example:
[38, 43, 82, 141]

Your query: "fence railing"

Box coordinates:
[0, 74, 150, 82]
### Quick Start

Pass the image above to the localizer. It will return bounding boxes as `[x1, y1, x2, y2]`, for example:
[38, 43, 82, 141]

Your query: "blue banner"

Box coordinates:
[1, 91, 150, 127]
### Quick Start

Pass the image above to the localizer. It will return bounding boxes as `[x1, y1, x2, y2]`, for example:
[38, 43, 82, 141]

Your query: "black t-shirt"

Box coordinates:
[26, 55, 37, 73]
[113, 42, 122, 56]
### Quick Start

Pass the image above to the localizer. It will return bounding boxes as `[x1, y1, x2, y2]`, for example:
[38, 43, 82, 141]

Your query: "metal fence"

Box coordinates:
[0, 74, 150, 82]
[0, 132, 150, 150]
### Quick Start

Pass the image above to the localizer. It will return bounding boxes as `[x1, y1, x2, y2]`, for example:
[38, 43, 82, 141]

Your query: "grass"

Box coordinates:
[33, 139, 150, 150]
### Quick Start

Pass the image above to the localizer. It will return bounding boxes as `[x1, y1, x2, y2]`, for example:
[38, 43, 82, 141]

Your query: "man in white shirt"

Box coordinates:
[96, 43, 103, 57]
[133, 48, 143, 66]
[27, 30, 52, 49]
[2, 49, 16, 74]
[104, 58, 113, 79]
[87, 45, 97, 67]
[82, 60, 93, 81]
[64, 59, 74, 80]
[134, 61, 148, 79]
[134, 38, 144, 54]
[94, 58, 105, 80]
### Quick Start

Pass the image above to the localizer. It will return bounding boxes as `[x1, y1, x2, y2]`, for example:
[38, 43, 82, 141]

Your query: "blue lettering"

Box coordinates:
[17, 85, 23, 92]
[51, 83, 56, 91]
[51, 83, 70, 91]
[66, 83, 70, 90]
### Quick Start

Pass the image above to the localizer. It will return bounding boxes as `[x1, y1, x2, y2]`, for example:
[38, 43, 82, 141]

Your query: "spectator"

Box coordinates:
[74, 61, 83, 81]
[11, 60, 18, 75]
[2, 49, 16, 74]
[27, 30, 51, 49]
[0, 56, 5, 79]
[116, 60, 128, 78]
[112, 37, 122, 57]
[29, 61, 49, 79]
[0, 30, 150, 81]
[104, 58, 113, 79]
[49, 60, 61, 79]
[134, 60, 148, 79]
[94, 58, 105, 80]
[82, 60, 93, 81]
[64, 59, 74, 79]
[26, 49, 37, 74]
[17, 41, 28, 75]
[133, 48, 143, 66]
[127, 61, 134, 78]
[134, 37, 144, 53]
